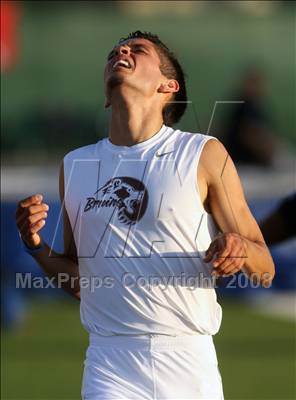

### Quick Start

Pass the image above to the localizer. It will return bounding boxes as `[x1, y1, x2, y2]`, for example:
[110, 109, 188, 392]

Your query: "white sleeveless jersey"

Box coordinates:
[63, 125, 222, 336]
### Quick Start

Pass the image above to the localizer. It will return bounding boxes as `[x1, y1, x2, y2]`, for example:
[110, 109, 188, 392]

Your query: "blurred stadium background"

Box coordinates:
[1, 1, 295, 399]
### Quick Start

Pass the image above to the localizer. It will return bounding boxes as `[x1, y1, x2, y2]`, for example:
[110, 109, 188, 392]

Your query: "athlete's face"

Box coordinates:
[104, 38, 177, 105]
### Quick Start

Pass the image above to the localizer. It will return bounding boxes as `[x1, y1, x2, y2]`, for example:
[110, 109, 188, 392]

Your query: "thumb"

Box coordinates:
[21, 231, 42, 249]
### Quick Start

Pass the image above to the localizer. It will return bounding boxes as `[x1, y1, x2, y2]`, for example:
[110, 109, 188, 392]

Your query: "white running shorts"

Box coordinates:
[81, 333, 224, 400]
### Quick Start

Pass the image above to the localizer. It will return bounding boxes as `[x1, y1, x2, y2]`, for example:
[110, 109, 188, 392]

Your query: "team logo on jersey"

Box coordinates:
[84, 177, 148, 225]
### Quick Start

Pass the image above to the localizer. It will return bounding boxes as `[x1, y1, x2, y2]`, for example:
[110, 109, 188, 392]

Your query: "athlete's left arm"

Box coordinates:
[198, 139, 275, 287]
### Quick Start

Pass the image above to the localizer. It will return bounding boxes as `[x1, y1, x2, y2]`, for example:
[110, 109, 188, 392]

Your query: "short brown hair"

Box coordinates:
[119, 31, 187, 127]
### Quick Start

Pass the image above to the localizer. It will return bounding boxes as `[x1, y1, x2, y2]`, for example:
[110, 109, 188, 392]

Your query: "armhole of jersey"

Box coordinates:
[193, 135, 218, 215]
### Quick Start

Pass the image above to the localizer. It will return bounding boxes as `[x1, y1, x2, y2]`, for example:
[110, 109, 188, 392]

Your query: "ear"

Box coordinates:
[158, 79, 179, 94]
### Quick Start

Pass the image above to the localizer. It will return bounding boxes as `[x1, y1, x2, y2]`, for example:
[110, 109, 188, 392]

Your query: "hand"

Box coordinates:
[204, 233, 247, 277]
[16, 194, 49, 249]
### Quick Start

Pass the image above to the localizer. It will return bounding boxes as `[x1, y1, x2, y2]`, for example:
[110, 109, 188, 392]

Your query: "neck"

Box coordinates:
[108, 89, 164, 146]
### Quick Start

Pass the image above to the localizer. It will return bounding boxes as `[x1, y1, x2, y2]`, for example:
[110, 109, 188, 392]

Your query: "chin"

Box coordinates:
[107, 73, 137, 95]
[106, 75, 124, 91]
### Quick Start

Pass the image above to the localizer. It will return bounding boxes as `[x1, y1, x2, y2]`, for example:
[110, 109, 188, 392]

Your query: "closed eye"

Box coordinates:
[133, 45, 149, 55]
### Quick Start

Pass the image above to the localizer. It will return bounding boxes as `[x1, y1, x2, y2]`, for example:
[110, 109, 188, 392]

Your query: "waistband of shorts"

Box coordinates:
[89, 332, 214, 351]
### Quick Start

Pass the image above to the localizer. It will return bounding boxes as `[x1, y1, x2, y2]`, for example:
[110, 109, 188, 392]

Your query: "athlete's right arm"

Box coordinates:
[15, 162, 80, 300]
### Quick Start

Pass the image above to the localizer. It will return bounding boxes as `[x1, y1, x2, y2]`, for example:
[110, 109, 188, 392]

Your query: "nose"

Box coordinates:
[116, 45, 130, 56]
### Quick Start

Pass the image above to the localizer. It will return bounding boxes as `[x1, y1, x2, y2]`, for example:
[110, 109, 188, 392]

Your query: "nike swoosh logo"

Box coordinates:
[155, 151, 174, 158]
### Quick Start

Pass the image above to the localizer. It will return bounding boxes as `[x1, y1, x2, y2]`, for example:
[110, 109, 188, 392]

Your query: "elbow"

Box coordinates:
[256, 243, 276, 288]
[247, 256, 275, 288]
[261, 270, 275, 288]
[260, 259, 275, 288]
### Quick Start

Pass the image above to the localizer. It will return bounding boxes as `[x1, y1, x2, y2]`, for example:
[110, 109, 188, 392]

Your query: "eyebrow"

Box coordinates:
[132, 43, 150, 51]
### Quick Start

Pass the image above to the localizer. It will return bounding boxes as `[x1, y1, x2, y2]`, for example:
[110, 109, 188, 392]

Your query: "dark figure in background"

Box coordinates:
[222, 68, 275, 166]
[260, 193, 296, 246]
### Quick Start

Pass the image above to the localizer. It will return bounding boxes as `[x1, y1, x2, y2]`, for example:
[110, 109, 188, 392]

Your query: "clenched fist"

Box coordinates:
[16, 194, 49, 249]
[204, 233, 247, 277]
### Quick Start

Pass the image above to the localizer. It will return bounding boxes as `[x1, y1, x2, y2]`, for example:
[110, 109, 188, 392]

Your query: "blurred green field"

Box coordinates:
[2, 4, 295, 155]
[1, 299, 295, 400]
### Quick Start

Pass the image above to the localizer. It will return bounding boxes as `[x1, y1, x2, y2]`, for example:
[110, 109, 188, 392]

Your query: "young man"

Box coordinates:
[16, 31, 275, 400]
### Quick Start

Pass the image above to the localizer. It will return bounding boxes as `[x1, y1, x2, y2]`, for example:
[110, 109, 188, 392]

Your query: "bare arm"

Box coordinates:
[16, 162, 80, 300]
[198, 139, 275, 286]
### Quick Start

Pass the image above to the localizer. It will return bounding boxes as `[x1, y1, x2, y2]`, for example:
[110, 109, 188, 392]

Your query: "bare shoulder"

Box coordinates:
[199, 138, 232, 182]
[201, 137, 227, 157]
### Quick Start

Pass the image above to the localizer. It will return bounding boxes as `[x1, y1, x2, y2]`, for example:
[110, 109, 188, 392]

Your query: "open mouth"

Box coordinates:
[112, 59, 132, 70]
